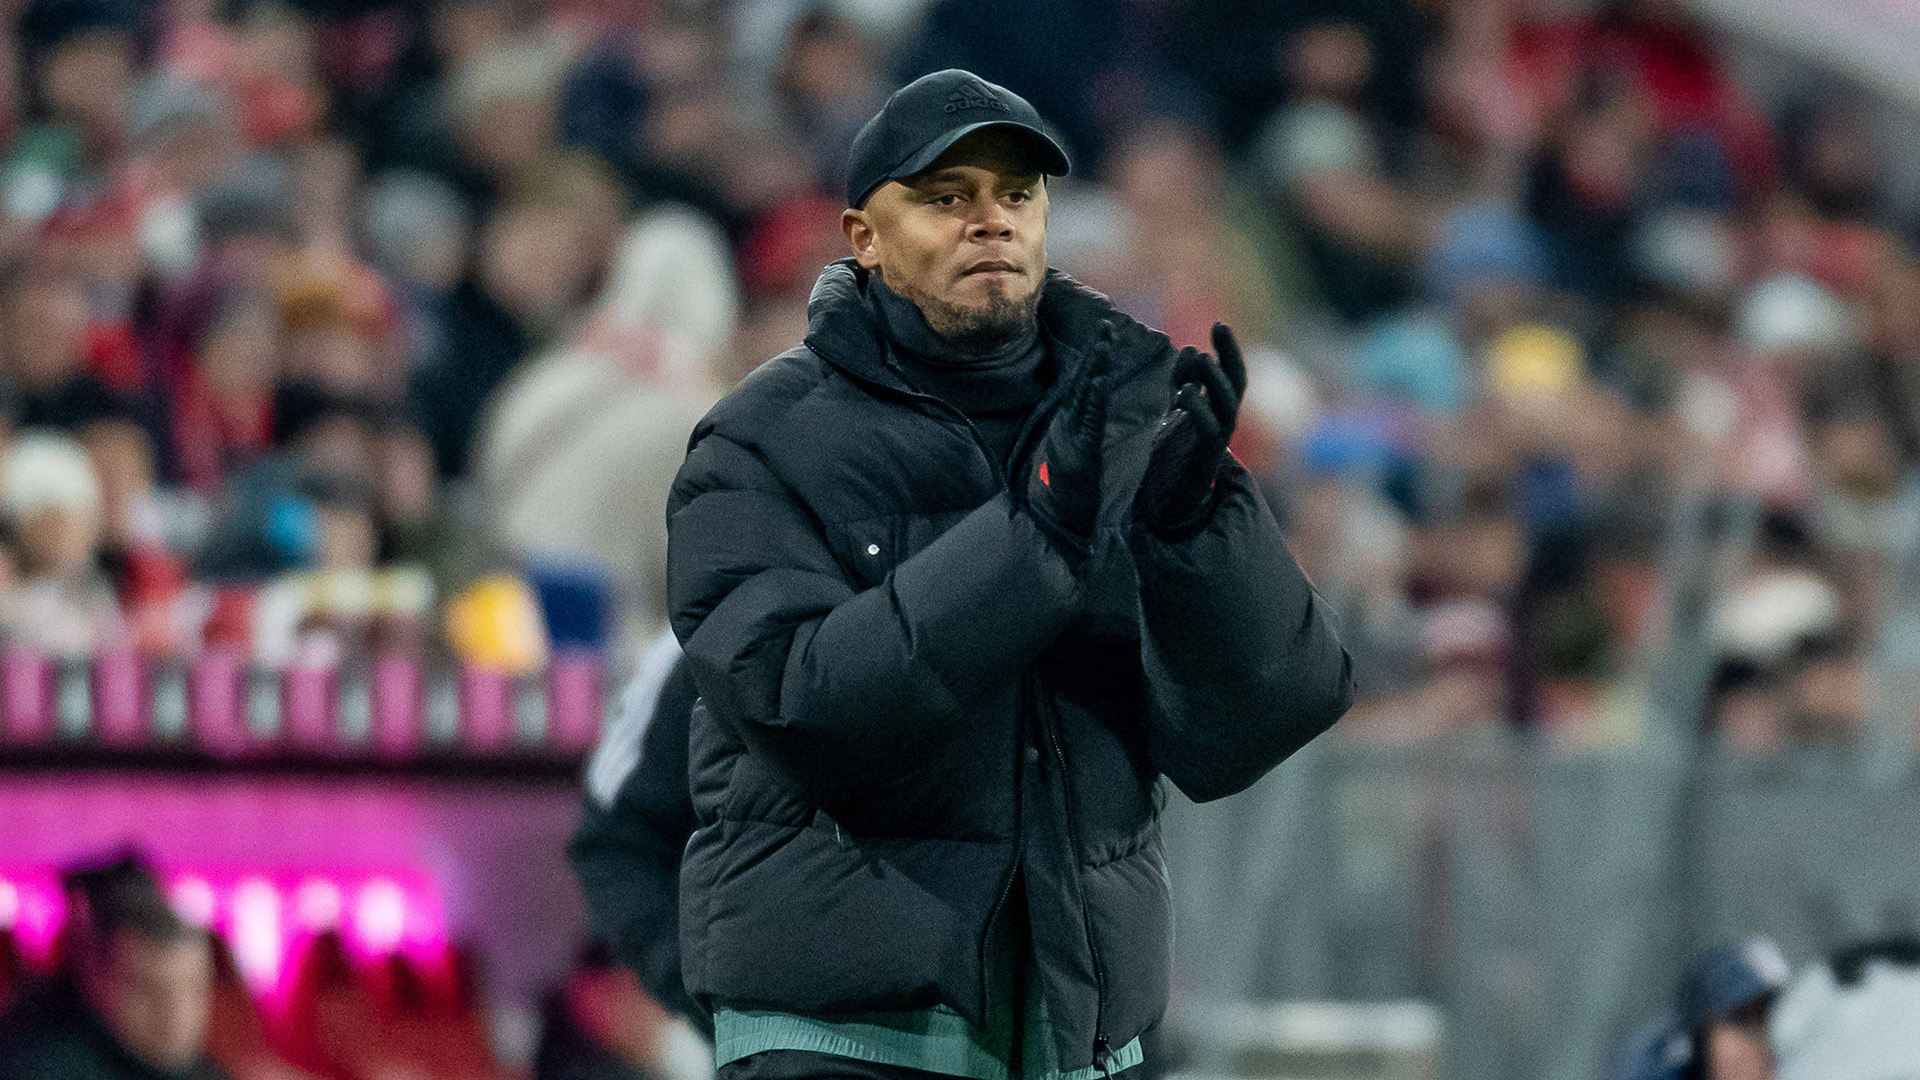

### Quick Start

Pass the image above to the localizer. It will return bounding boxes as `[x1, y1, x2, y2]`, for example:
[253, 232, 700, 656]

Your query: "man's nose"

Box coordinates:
[967, 204, 1014, 241]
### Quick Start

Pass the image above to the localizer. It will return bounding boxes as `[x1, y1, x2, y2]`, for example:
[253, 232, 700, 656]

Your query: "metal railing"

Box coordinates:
[1161, 728, 1920, 1080]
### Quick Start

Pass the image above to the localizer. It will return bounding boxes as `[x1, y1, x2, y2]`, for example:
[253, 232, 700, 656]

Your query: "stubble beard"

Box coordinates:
[893, 274, 1042, 353]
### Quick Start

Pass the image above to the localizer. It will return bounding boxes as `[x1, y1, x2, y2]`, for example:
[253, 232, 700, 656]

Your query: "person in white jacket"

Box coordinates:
[1771, 938, 1920, 1080]
[478, 205, 739, 650]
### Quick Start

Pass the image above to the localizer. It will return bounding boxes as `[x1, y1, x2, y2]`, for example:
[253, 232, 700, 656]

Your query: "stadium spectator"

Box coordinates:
[769, 10, 886, 201]
[1611, 938, 1788, 1080]
[159, 272, 281, 497]
[0, 853, 227, 1079]
[409, 181, 593, 477]
[3, 267, 138, 435]
[1, 431, 125, 655]
[479, 204, 734, 645]
[8, 0, 139, 230]
[1253, 18, 1428, 321]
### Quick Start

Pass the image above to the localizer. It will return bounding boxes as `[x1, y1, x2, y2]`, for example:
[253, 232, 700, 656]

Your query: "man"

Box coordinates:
[1611, 939, 1788, 1080]
[10, 0, 136, 227]
[666, 69, 1352, 1080]
[571, 630, 706, 1030]
[0, 854, 228, 1080]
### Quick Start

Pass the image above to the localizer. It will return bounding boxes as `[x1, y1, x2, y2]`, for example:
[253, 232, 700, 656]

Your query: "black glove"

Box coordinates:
[1134, 322, 1246, 539]
[1026, 322, 1113, 563]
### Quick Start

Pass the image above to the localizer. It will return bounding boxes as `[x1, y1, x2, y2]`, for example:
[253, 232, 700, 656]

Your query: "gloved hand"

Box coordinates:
[1026, 322, 1113, 564]
[1134, 322, 1246, 539]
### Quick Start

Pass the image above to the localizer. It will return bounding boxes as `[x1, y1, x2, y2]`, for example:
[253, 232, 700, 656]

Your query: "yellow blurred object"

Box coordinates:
[444, 574, 549, 675]
[275, 247, 393, 338]
[1487, 323, 1585, 403]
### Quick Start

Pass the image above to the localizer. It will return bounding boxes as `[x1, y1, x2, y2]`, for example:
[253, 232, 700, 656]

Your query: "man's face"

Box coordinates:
[38, 30, 132, 133]
[14, 506, 101, 579]
[844, 128, 1048, 345]
[481, 202, 591, 329]
[82, 932, 215, 1074]
[5, 281, 88, 390]
[1704, 1017, 1775, 1080]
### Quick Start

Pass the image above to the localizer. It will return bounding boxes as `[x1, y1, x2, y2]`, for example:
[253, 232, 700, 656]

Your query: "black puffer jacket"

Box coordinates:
[666, 260, 1351, 1072]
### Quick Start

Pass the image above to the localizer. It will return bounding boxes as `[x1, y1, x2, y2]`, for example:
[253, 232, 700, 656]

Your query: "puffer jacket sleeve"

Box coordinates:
[1132, 458, 1353, 802]
[666, 426, 1082, 796]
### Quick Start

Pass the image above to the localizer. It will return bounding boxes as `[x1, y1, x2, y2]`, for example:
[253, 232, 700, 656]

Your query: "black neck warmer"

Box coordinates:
[866, 276, 1050, 466]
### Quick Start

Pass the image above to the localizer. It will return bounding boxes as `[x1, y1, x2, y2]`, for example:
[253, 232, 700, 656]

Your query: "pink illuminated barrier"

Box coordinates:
[0, 864, 445, 1005]
[0, 648, 607, 762]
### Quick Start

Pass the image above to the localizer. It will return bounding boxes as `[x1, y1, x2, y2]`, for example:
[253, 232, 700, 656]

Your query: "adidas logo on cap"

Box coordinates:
[944, 82, 1012, 114]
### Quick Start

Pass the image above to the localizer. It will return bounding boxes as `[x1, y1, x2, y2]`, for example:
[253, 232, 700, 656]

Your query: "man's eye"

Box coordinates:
[933, 194, 962, 207]
[1007, 190, 1032, 203]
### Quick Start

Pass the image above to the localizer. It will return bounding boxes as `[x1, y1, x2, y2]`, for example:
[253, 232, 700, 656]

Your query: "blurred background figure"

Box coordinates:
[1611, 939, 1788, 1080]
[569, 631, 702, 1030]
[533, 942, 673, 1080]
[2, 430, 124, 655]
[1770, 938, 1920, 1080]
[0, 852, 225, 1080]
[478, 204, 735, 647]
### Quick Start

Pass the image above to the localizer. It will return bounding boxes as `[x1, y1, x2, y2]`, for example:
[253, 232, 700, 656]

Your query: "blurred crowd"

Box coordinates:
[1, 0, 1918, 750]
[1613, 935, 1920, 1080]
[0, 852, 705, 1080]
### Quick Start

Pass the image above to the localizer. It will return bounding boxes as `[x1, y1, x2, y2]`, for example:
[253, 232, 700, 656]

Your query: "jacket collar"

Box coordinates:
[802, 258, 1167, 395]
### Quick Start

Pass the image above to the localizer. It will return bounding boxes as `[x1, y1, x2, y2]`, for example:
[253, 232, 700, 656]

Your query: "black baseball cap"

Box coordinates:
[846, 69, 1070, 209]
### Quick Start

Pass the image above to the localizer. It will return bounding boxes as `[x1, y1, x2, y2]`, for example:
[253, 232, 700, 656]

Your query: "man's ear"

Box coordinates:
[843, 208, 880, 270]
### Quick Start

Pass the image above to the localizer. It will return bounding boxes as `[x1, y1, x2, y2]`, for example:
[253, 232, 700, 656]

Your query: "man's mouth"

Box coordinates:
[962, 260, 1019, 277]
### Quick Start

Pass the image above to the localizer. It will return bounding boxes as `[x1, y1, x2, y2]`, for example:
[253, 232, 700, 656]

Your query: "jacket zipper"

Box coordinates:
[871, 351, 1021, 486]
[978, 670, 1033, 1023]
[979, 842, 1023, 1022]
[868, 364, 1037, 1030]
[863, 338, 1082, 493]
[869, 351, 1108, 1058]
[957, 409, 1008, 489]
[1043, 682, 1111, 1070]
[974, 350, 1115, 1072]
